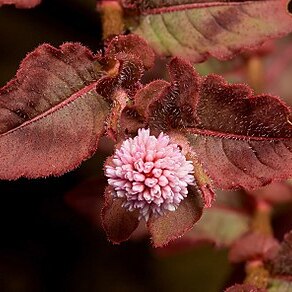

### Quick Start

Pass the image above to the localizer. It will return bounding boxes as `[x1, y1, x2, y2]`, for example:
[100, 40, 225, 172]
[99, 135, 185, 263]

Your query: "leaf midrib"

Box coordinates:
[0, 81, 100, 137]
[135, 0, 273, 15]
[185, 128, 292, 141]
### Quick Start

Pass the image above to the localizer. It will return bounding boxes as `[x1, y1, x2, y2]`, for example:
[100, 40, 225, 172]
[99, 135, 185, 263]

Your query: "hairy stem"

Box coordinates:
[244, 199, 272, 288]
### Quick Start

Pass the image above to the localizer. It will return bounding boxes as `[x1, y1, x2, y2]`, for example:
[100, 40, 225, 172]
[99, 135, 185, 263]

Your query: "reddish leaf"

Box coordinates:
[96, 35, 156, 139]
[134, 79, 169, 118]
[151, 57, 200, 130]
[0, 43, 109, 179]
[0, 0, 40, 8]
[96, 52, 144, 140]
[101, 186, 140, 244]
[122, 0, 292, 63]
[186, 71, 292, 190]
[248, 182, 292, 204]
[268, 230, 292, 276]
[144, 58, 200, 131]
[119, 107, 147, 137]
[229, 232, 280, 263]
[96, 35, 155, 102]
[105, 34, 155, 70]
[96, 52, 144, 102]
[147, 186, 203, 247]
[134, 56, 292, 191]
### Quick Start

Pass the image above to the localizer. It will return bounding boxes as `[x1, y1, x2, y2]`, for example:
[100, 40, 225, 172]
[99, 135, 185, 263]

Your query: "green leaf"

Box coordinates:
[123, 0, 292, 63]
[189, 206, 250, 246]
[268, 278, 292, 292]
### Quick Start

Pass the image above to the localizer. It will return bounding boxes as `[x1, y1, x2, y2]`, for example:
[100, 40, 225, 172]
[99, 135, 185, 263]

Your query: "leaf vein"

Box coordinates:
[247, 141, 278, 171]
[161, 14, 194, 50]
[148, 16, 172, 55]
[221, 139, 250, 175]
[185, 10, 214, 44]
[208, 9, 237, 36]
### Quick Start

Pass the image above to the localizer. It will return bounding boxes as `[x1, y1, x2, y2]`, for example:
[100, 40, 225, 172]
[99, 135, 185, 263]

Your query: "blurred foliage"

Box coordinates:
[156, 246, 232, 292]
[1, 1, 292, 292]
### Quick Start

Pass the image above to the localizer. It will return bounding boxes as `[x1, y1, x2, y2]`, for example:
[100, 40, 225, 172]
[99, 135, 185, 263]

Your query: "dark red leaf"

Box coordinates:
[101, 186, 140, 244]
[96, 35, 156, 139]
[248, 182, 292, 204]
[105, 34, 155, 70]
[97, 35, 155, 102]
[0, 43, 110, 179]
[119, 107, 146, 137]
[229, 232, 280, 263]
[146, 58, 200, 131]
[186, 71, 292, 190]
[147, 186, 203, 247]
[134, 79, 169, 118]
[0, 0, 40, 8]
[133, 56, 292, 191]
[121, 0, 292, 63]
[96, 52, 144, 102]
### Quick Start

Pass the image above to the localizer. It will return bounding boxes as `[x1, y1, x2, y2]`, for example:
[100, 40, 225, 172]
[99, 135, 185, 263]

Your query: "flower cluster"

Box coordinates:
[105, 128, 194, 221]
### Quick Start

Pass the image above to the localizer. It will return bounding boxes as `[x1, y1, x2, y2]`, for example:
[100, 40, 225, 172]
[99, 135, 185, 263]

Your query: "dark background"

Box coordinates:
[0, 0, 264, 291]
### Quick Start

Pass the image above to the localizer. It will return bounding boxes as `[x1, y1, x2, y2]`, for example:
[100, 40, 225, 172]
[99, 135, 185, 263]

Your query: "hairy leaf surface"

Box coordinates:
[147, 186, 203, 247]
[122, 0, 292, 63]
[0, 0, 40, 8]
[101, 186, 140, 244]
[186, 74, 292, 190]
[0, 43, 109, 179]
[134, 57, 292, 190]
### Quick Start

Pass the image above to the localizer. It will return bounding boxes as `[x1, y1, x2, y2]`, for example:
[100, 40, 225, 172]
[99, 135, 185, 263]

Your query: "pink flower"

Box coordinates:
[105, 128, 194, 221]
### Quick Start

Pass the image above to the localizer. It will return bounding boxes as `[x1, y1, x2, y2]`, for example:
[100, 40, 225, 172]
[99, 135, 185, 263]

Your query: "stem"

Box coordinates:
[244, 260, 269, 289]
[246, 55, 264, 94]
[251, 199, 272, 236]
[244, 199, 272, 289]
[98, 1, 124, 39]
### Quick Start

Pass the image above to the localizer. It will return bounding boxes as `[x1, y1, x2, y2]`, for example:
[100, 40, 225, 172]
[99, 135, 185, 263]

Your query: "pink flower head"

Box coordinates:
[105, 128, 194, 221]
